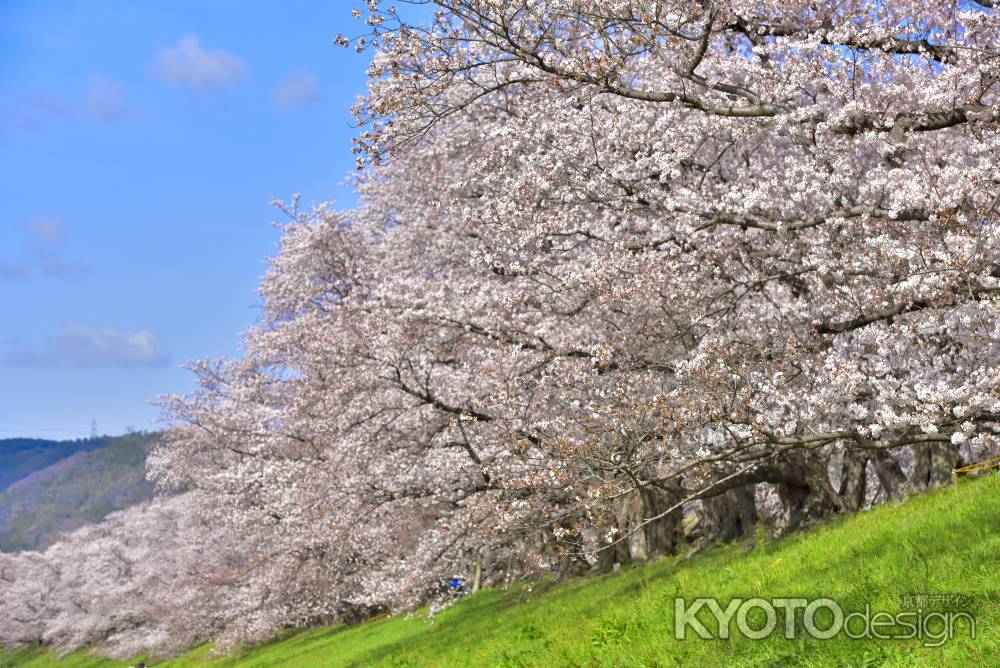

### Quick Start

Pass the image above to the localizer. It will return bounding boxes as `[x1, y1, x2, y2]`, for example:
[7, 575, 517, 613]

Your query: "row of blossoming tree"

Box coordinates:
[3, 0, 1000, 657]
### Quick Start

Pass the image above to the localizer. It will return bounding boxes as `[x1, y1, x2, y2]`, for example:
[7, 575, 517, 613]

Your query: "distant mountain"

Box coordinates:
[0, 432, 160, 552]
[0, 437, 112, 492]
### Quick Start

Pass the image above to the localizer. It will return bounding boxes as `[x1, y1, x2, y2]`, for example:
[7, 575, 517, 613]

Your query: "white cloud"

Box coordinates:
[274, 72, 321, 108]
[7, 325, 169, 367]
[85, 75, 131, 122]
[155, 34, 246, 92]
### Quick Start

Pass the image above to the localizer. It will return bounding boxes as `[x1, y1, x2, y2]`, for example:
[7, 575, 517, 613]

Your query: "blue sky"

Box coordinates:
[0, 1, 409, 439]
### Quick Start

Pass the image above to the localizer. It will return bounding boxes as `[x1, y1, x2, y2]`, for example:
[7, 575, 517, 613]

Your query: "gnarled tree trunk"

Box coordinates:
[699, 484, 758, 543]
[760, 452, 841, 534]
[837, 447, 869, 512]
[870, 449, 910, 501]
[613, 480, 683, 563]
[911, 443, 960, 492]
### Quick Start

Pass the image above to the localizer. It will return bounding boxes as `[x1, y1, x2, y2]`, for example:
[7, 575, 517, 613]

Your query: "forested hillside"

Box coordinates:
[0, 438, 110, 492]
[0, 433, 158, 552]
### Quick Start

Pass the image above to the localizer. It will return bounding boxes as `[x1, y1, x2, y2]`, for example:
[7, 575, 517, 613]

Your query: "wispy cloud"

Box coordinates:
[7, 325, 169, 367]
[4, 91, 75, 131]
[274, 72, 320, 108]
[0, 262, 30, 279]
[24, 217, 65, 247]
[23, 217, 88, 277]
[3, 77, 136, 131]
[36, 254, 88, 278]
[85, 75, 132, 122]
[155, 34, 246, 92]
[0, 218, 87, 280]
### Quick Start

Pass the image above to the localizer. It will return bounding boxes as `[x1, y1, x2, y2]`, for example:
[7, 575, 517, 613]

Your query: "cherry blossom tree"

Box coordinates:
[347, 0, 1000, 536]
[0, 493, 251, 657]
[156, 0, 1000, 634]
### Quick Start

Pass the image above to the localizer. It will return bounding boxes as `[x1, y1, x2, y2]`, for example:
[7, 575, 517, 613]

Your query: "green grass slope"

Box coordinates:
[5, 475, 1000, 668]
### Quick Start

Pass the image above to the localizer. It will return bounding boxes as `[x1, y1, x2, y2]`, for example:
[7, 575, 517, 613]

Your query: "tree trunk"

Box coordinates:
[870, 449, 910, 501]
[682, 453, 838, 537]
[911, 443, 960, 492]
[592, 537, 629, 573]
[639, 482, 683, 557]
[700, 484, 758, 543]
[837, 447, 868, 512]
[612, 481, 683, 563]
[621, 487, 648, 561]
[771, 453, 841, 533]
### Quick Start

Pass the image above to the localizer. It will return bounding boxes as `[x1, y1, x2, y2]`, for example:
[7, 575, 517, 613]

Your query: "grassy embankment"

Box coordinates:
[5, 474, 1000, 667]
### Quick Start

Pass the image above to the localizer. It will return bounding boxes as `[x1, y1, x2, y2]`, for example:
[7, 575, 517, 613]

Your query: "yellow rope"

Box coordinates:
[955, 456, 1000, 475]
